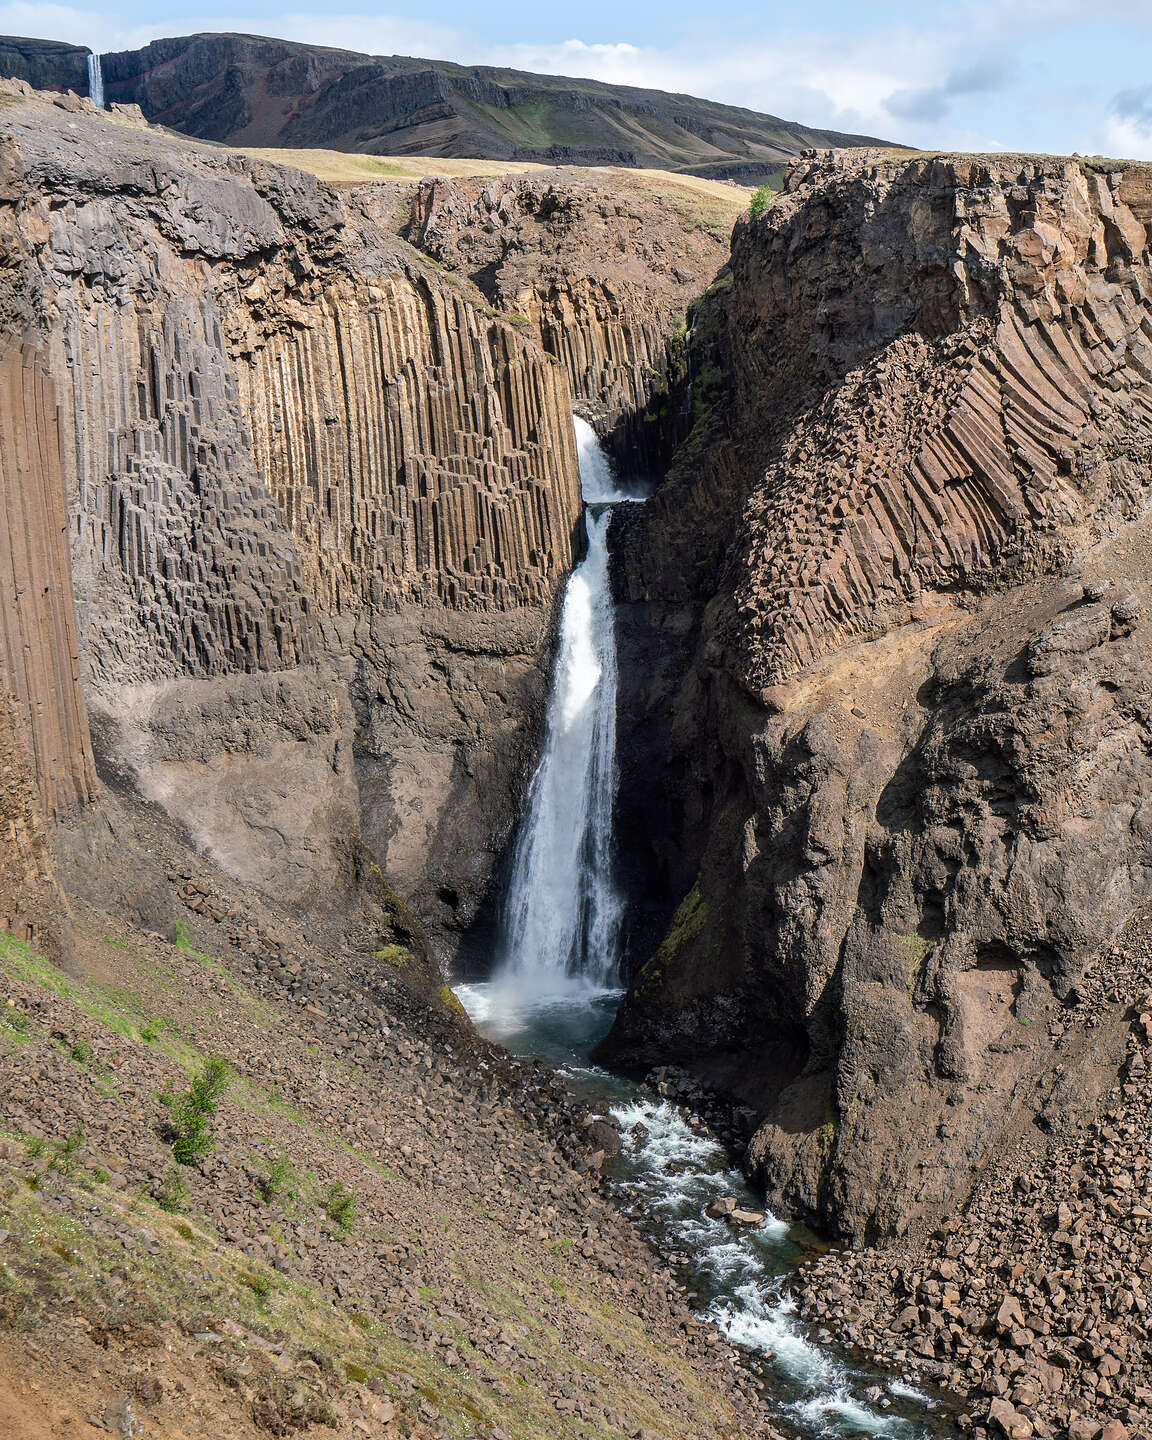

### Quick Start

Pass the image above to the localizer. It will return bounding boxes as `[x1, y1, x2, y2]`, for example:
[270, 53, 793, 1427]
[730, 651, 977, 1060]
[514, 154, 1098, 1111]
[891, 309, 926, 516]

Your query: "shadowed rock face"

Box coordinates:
[601, 150, 1152, 1243]
[402, 174, 732, 472]
[0, 90, 582, 960]
[0, 38, 88, 94]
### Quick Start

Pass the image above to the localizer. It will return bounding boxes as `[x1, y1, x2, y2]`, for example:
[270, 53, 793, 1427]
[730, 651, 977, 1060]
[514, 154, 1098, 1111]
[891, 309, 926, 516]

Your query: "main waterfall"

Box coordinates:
[453, 421, 942, 1438]
[495, 421, 631, 997]
[455, 417, 638, 1051]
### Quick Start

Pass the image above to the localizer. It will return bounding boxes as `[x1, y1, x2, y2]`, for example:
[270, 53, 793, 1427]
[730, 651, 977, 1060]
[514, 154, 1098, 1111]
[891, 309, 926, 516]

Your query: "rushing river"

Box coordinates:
[455, 418, 950, 1439]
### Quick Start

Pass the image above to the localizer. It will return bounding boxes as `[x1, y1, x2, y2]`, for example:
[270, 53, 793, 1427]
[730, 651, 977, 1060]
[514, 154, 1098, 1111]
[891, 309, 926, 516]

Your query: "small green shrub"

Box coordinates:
[1, 1006, 32, 1037]
[239, 1270, 273, 1303]
[748, 184, 774, 220]
[156, 1166, 188, 1213]
[323, 1181, 356, 1233]
[22, 1136, 47, 1159]
[68, 1037, 94, 1064]
[259, 1150, 296, 1204]
[165, 1056, 231, 1165]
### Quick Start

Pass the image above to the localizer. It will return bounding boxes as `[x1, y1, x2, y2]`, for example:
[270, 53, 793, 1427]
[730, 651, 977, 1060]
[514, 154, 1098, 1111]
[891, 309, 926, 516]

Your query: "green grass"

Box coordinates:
[155, 1166, 189, 1214]
[323, 1180, 356, 1233]
[67, 1036, 94, 1064]
[259, 1149, 297, 1204]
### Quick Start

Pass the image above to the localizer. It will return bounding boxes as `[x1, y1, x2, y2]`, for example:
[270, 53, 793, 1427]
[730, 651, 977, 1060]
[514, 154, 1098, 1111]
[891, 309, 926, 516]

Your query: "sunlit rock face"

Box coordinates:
[401, 173, 734, 473]
[0, 90, 582, 953]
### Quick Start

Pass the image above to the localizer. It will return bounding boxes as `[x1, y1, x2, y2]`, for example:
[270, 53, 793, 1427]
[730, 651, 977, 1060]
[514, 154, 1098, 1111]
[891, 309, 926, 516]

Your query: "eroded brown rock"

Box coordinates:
[402, 173, 733, 469]
[603, 149, 1152, 1244]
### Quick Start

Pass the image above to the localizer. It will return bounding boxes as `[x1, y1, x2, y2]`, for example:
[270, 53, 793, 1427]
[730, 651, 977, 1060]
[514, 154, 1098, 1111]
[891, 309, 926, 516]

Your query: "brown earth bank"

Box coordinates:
[599, 147, 1152, 1255]
[0, 782, 784, 1440]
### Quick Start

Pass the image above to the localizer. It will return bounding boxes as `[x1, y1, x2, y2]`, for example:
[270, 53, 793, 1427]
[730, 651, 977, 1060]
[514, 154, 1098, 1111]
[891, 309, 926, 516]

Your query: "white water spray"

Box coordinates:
[87, 53, 105, 110]
[491, 418, 637, 1002]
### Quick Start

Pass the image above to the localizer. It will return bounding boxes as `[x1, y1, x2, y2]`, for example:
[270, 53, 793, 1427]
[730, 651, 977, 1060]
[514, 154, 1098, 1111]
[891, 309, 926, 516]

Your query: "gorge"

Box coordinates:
[0, 58, 1149, 1440]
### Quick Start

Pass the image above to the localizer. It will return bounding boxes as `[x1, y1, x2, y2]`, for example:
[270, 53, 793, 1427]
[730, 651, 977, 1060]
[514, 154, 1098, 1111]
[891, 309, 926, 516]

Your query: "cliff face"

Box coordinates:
[0, 338, 96, 965]
[402, 174, 734, 470]
[602, 151, 1152, 1242]
[0, 90, 582, 955]
[0, 38, 88, 94]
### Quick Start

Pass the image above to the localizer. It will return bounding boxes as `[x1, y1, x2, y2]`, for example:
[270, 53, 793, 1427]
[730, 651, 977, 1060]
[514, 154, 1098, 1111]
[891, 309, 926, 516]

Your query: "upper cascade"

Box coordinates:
[86, 52, 103, 109]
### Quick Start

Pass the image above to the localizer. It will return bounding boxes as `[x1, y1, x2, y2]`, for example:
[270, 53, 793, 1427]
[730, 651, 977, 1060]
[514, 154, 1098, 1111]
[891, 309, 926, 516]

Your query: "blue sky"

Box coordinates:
[6, 0, 1152, 158]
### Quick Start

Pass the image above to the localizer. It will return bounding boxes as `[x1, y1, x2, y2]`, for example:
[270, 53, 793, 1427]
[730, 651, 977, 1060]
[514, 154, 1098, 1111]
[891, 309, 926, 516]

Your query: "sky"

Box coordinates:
[4, 0, 1152, 159]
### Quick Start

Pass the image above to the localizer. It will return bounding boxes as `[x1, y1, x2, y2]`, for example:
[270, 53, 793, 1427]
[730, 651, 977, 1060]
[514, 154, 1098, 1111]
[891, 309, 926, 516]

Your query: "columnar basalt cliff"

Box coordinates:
[0, 88, 582, 957]
[401, 174, 736, 469]
[602, 150, 1152, 1244]
[0, 338, 96, 963]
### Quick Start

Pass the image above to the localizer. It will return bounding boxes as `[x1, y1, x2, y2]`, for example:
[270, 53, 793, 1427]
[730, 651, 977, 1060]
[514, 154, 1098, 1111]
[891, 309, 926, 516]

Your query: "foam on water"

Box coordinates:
[609, 1099, 927, 1437]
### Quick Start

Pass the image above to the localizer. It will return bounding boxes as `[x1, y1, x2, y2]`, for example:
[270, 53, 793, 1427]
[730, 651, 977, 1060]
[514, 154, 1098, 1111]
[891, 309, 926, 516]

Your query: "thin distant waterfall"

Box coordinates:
[87, 53, 104, 110]
[492, 419, 635, 998]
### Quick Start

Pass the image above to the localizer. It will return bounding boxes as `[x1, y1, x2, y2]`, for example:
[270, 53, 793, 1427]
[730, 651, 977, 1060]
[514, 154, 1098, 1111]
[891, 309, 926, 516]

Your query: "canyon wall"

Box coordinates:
[401, 174, 734, 472]
[0, 90, 582, 956]
[603, 151, 1152, 1243]
[0, 338, 95, 962]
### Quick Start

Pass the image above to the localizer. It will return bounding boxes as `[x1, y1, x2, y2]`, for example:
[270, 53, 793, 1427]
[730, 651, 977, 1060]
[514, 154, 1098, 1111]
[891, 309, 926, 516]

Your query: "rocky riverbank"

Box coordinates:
[789, 907, 1152, 1440]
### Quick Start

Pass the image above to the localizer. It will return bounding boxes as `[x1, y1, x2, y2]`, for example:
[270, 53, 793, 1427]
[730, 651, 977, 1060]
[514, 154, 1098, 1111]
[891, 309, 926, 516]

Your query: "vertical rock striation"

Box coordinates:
[402, 174, 735, 471]
[0, 91, 582, 948]
[603, 150, 1152, 1242]
[0, 338, 94, 960]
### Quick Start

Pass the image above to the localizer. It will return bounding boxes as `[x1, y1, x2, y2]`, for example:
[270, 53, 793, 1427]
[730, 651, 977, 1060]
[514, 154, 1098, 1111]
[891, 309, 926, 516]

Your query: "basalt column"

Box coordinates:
[0, 338, 96, 961]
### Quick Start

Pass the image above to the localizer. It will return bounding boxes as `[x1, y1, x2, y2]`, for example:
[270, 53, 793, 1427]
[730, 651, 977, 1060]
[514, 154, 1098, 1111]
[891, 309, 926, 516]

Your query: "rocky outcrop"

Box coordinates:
[88, 32, 890, 182]
[792, 916, 1152, 1439]
[601, 151, 1152, 1243]
[0, 89, 582, 956]
[402, 174, 734, 469]
[0, 38, 88, 95]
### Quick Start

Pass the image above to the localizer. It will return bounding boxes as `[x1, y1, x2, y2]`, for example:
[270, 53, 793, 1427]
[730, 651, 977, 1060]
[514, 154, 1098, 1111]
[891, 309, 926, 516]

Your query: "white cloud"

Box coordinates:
[0, 4, 1140, 156]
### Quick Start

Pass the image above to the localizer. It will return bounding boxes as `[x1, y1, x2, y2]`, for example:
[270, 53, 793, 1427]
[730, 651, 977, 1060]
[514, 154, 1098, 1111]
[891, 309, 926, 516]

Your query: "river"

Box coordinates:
[455, 417, 952, 1440]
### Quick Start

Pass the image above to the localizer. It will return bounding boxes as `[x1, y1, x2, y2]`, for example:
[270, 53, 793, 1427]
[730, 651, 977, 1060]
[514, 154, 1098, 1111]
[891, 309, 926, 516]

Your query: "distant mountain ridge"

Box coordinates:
[0, 31, 895, 183]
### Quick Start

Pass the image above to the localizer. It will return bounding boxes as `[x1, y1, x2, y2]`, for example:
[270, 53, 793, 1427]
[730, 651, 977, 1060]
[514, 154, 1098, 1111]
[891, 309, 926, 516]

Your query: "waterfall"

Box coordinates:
[491, 418, 636, 1001]
[87, 53, 104, 110]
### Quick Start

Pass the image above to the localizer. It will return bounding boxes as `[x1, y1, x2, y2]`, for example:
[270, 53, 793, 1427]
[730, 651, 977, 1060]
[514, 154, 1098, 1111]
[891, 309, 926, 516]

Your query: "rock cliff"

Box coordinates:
[0, 37, 87, 94]
[0, 337, 96, 965]
[0, 88, 582, 962]
[601, 150, 1152, 1243]
[402, 173, 735, 469]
